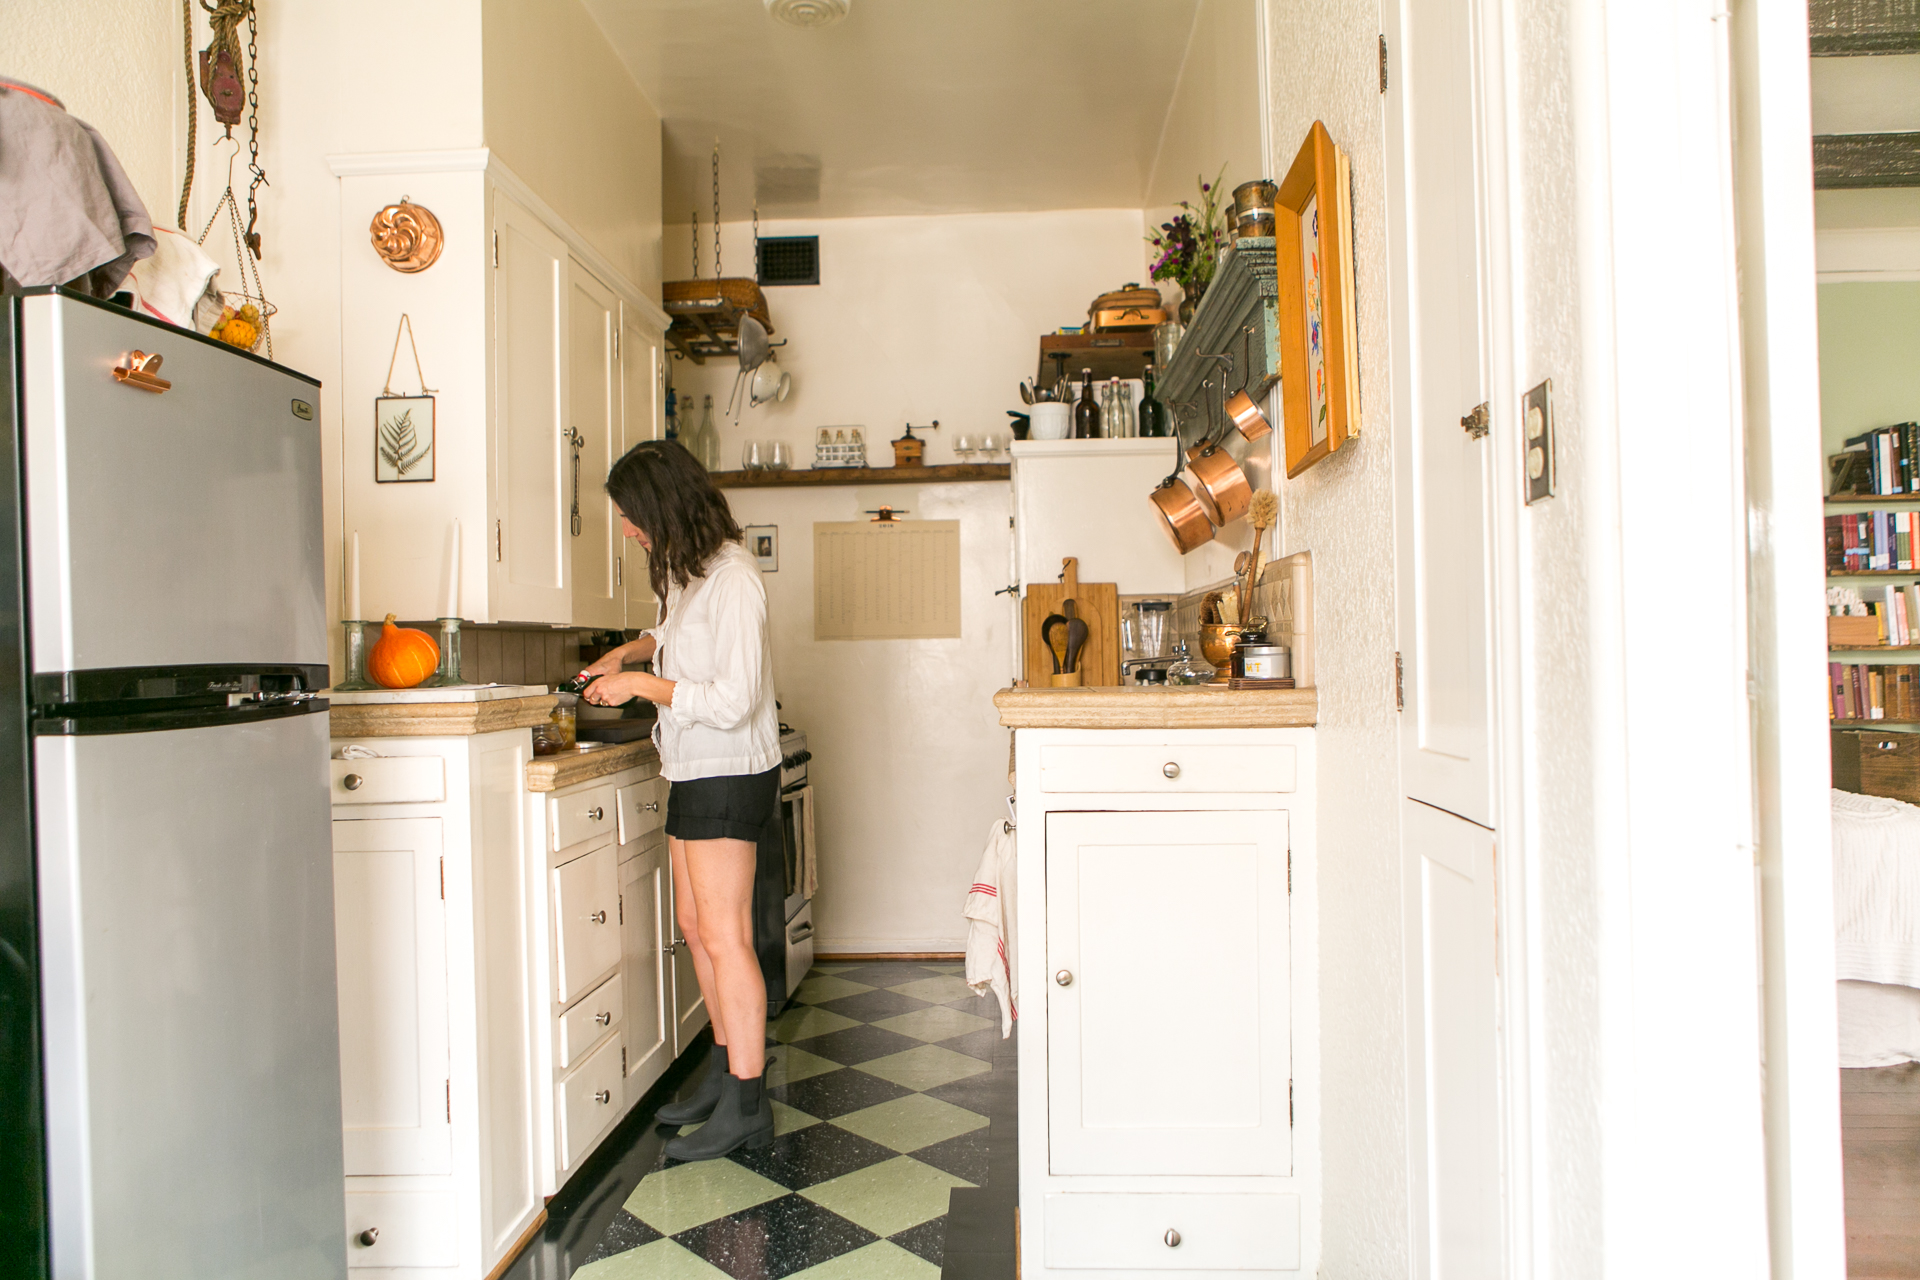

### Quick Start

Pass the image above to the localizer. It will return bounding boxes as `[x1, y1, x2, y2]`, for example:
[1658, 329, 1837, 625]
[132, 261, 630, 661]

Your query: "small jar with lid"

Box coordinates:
[550, 691, 578, 749]
[1228, 618, 1270, 680]
[1167, 640, 1217, 686]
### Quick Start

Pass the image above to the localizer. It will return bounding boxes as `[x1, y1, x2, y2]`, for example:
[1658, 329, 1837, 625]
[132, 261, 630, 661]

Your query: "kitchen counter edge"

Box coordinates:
[525, 739, 660, 792]
[330, 693, 557, 739]
[992, 685, 1317, 729]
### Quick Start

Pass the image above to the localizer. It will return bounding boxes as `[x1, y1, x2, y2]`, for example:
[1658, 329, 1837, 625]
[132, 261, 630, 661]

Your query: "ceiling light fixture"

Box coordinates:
[764, 0, 849, 28]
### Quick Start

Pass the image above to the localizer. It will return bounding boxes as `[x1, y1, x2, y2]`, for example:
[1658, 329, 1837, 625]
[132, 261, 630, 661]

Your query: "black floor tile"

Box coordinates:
[788, 1023, 924, 1066]
[921, 1073, 1009, 1116]
[910, 1131, 991, 1186]
[813, 988, 933, 1023]
[829, 963, 947, 988]
[768, 1068, 914, 1120]
[942, 1028, 1004, 1063]
[940, 1247, 1017, 1280]
[580, 1209, 663, 1262]
[673, 1193, 877, 1280]
[725, 1120, 900, 1191]
[890, 1216, 948, 1266]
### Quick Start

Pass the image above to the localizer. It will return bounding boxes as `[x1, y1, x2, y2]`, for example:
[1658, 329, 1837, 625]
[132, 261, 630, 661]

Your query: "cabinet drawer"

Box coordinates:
[558, 971, 623, 1070]
[331, 757, 444, 806]
[617, 775, 667, 848]
[557, 1032, 625, 1171]
[344, 1188, 457, 1268]
[550, 782, 618, 852]
[1038, 743, 1294, 794]
[1044, 1193, 1300, 1271]
[553, 844, 621, 1005]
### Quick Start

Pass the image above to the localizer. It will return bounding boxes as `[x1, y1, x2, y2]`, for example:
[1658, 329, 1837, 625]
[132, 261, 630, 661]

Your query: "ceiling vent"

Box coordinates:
[758, 236, 820, 287]
[764, 0, 849, 28]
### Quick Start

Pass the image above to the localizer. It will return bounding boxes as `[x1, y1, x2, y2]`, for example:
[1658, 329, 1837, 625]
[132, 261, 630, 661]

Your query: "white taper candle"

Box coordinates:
[445, 519, 461, 618]
[348, 531, 362, 621]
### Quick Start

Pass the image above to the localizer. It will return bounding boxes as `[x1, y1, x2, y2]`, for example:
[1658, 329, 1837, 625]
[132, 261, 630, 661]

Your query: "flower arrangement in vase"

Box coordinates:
[1147, 165, 1230, 323]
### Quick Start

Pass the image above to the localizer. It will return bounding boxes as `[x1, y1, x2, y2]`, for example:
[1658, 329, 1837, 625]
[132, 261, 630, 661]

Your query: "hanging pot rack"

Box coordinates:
[663, 143, 777, 365]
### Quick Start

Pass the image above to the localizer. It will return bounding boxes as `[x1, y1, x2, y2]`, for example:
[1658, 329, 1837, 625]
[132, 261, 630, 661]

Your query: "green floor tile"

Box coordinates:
[888, 975, 976, 1005]
[855, 1043, 994, 1092]
[782, 1239, 942, 1280]
[830, 1091, 988, 1153]
[870, 1004, 996, 1044]
[795, 974, 875, 1004]
[768, 1046, 846, 1087]
[623, 1158, 787, 1236]
[773, 1005, 863, 1043]
[800, 1155, 972, 1237]
[573, 1239, 730, 1279]
[675, 1098, 817, 1139]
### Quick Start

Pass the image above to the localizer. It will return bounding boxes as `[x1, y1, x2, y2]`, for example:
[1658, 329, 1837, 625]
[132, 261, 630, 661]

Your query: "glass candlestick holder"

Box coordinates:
[335, 620, 379, 691]
[422, 617, 465, 687]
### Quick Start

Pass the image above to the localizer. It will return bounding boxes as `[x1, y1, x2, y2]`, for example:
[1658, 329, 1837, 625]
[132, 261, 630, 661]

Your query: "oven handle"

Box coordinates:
[781, 781, 808, 797]
[788, 920, 814, 944]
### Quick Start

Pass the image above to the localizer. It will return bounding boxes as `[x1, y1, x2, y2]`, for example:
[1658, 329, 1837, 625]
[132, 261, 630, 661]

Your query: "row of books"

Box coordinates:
[1831, 582, 1920, 645]
[1831, 663, 1920, 722]
[1833, 422, 1920, 497]
[1825, 510, 1920, 573]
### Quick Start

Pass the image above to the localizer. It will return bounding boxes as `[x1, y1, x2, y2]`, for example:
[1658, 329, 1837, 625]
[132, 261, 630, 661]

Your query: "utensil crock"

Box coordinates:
[1029, 402, 1071, 441]
[1199, 622, 1246, 669]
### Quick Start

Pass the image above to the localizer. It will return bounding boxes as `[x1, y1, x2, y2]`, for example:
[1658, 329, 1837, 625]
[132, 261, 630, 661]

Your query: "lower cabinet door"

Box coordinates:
[621, 842, 673, 1094]
[344, 1187, 458, 1269]
[553, 843, 621, 1005]
[668, 865, 710, 1054]
[1043, 1193, 1301, 1271]
[557, 1033, 626, 1172]
[332, 817, 452, 1176]
[1046, 809, 1291, 1176]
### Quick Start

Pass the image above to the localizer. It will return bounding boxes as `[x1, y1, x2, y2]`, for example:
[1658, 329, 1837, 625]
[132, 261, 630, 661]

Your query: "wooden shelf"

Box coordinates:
[1832, 646, 1920, 653]
[1160, 238, 1280, 433]
[1826, 492, 1920, 504]
[1828, 570, 1920, 577]
[1833, 719, 1920, 728]
[711, 464, 1010, 489]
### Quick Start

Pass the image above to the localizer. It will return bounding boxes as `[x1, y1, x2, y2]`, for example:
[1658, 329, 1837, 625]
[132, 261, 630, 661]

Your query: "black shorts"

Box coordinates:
[665, 767, 779, 843]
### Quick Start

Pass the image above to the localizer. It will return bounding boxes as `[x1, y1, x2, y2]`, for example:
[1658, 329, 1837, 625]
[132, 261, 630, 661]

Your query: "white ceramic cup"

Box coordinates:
[1029, 402, 1071, 440]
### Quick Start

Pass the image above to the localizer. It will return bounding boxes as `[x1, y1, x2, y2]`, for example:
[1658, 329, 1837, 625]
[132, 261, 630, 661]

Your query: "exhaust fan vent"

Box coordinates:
[765, 0, 849, 28]
[758, 236, 820, 287]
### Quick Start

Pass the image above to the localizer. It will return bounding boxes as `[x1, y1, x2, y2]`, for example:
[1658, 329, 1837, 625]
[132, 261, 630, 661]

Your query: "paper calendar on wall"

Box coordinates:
[813, 521, 962, 640]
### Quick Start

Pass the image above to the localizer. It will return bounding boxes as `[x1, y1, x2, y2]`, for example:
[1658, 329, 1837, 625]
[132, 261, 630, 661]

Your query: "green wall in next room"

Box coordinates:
[1819, 281, 1920, 460]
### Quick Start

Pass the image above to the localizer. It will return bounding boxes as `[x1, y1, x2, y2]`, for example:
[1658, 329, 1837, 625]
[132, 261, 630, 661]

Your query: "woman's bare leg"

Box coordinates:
[668, 838, 725, 1048]
[681, 836, 765, 1077]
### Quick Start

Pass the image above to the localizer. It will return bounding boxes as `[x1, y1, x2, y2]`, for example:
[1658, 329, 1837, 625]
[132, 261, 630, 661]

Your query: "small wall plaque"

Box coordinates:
[370, 197, 445, 273]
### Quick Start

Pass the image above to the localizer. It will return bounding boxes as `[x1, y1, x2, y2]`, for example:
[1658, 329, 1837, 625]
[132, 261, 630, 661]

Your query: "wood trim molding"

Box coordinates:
[1814, 132, 1920, 189]
[484, 1209, 548, 1280]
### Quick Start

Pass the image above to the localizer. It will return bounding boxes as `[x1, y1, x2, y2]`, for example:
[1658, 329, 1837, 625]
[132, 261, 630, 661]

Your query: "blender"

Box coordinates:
[1123, 600, 1175, 685]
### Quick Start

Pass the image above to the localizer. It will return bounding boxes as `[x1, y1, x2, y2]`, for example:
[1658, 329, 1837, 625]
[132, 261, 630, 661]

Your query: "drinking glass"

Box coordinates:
[742, 440, 766, 471]
[954, 434, 975, 459]
[769, 441, 791, 471]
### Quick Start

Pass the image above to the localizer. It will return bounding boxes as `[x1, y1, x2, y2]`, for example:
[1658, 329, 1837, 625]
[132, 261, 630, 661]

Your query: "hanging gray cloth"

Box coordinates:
[0, 78, 154, 297]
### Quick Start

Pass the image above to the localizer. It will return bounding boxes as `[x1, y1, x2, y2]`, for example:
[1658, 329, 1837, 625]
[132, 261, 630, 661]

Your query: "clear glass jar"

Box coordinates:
[1166, 639, 1216, 686]
[549, 692, 577, 749]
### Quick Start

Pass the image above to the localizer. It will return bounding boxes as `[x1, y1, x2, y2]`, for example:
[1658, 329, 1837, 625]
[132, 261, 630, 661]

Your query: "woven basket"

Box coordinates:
[663, 277, 773, 333]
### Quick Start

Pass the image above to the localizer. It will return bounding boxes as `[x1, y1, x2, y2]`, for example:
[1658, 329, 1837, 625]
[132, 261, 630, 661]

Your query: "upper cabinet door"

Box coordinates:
[569, 262, 622, 631]
[492, 193, 571, 624]
[619, 307, 663, 628]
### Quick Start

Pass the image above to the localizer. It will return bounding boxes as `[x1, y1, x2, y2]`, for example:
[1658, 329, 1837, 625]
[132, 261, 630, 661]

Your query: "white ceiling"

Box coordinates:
[583, 0, 1206, 220]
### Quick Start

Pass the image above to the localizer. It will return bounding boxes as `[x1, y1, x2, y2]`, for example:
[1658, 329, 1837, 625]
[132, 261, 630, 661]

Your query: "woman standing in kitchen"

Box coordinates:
[577, 439, 780, 1160]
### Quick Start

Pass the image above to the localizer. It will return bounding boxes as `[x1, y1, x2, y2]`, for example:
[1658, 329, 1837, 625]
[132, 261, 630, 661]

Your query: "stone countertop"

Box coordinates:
[329, 692, 557, 739]
[993, 684, 1317, 729]
[326, 683, 548, 705]
[525, 739, 660, 792]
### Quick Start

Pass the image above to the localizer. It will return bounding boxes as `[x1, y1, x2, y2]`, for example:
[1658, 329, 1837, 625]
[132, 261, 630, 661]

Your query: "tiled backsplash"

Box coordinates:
[395, 623, 638, 690]
[1166, 551, 1314, 685]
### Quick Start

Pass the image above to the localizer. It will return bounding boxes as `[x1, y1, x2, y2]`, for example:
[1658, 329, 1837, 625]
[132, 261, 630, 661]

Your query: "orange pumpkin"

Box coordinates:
[368, 613, 440, 689]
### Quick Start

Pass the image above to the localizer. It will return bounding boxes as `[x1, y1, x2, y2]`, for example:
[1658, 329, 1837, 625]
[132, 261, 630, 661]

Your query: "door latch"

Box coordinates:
[1460, 402, 1490, 439]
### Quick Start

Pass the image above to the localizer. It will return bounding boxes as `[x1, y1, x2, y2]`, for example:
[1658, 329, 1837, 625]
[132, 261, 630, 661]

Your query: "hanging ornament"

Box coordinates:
[370, 197, 445, 273]
[198, 0, 247, 128]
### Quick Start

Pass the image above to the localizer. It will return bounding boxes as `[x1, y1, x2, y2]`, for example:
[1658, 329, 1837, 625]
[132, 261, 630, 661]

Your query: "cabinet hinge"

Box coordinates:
[492, 231, 499, 268]
[446, 1079, 452, 1122]
[618, 892, 624, 925]
[496, 519, 503, 563]
[1394, 651, 1404, 711]
[622, 1046, 628, 1075]
[614, 328, 620, 360]
[615, 557, 623, 586]
[1379, 34, 1389, 93]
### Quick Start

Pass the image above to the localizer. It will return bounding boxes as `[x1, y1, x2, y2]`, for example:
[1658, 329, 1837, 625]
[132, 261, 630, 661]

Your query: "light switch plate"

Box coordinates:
[1523, 379, 1554, 504]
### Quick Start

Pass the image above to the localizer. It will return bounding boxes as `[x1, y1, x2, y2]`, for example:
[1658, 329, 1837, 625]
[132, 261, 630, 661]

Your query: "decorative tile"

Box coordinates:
[855, 1044, 994, 1093]
[813, 989, 933, 1024]
[794, 974, 874, 1005]
[724, 1121, 901, 1192]
[672, 1192, 877, 1280]
[799, 1155, 973, 1238]
[908, 1130, 991, 1186]
[581, 1209, 665, 1262]
[886, 975, 977, 1005]
[769, 1067, 914, 1121]
[765, 1046, 844, 1088]
[572, 1238, 731, 1279]
[788, 1024, 923, 1067]
[624, 1158, 788, 1237]
[830, 1092, 988, 1154]
[870, 1005, 996, 1045]
[888, 1217, 949, 1266]
[772, 1005, 862, 1044]
[783, 1239, 942, 1280]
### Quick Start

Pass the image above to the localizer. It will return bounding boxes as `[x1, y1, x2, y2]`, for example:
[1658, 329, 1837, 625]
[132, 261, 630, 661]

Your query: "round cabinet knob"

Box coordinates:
[595, 1089, 612, 1104]
[1164, 1229, 1181, 1249]
[588, 806, 605, 821]
[343, 773, 364, 791]
[1162, 762, 1181, 779]
[590, 910, 608, 924]
[1055, 969, 1074, 987]
[595, 1010, 612, 1025]
[356, 1227, 380, 1247]
[644, 801, 659, 812]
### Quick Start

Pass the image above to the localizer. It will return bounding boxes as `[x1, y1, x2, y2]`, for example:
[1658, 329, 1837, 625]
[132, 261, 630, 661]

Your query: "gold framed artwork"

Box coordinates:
[1275, 121, 1361, 477]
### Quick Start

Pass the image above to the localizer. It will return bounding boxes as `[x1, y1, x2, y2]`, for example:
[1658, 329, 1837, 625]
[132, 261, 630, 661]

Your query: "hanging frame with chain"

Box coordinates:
[376, 315, 438, 483]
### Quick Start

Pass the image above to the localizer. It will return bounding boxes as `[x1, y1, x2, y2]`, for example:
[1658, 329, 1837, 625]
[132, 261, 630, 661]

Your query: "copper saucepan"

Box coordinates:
[1150, 471, 1214, 554]
[1184, 437, 1252, 525]
[1224, 389, 1273, 442]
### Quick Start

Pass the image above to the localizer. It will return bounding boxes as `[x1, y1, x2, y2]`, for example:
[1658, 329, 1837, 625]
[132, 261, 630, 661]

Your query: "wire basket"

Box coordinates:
[208, 292, 277, 354]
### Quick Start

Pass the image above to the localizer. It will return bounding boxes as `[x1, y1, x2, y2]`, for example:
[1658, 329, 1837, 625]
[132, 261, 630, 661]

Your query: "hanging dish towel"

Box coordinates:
[125, 228, 222, 331]
[964, 817, 1019, 1036]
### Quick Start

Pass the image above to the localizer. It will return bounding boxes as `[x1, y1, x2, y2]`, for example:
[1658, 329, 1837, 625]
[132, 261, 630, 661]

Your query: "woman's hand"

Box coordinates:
[582, 671, 650, 706]
[579, 648, 628, 681]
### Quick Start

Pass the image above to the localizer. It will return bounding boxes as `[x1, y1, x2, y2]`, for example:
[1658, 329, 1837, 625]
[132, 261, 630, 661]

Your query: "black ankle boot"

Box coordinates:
[664, 1072, 774, 1161]
[656, 1043, 729, 1126]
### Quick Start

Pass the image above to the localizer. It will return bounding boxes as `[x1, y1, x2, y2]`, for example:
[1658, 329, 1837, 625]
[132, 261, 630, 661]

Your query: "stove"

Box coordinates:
[776, 728, 815, 997]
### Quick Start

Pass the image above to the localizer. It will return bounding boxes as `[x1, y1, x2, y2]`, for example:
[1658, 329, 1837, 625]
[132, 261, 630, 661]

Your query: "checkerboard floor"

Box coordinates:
[573, 962, 1006, 1280]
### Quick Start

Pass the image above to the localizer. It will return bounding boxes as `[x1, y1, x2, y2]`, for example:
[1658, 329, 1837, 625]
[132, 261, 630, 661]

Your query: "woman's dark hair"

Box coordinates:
[605, 440, 742, 605]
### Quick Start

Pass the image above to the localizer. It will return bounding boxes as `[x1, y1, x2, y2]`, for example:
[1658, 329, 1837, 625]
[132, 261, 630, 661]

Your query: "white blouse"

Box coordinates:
[643, 539, 780, 782]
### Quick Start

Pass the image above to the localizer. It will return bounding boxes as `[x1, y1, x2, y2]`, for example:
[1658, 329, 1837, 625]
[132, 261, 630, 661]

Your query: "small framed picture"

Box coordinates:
[375, 395, 435, 482]
[747, 524, 779, 572]
[1276, 121, 1360, 478]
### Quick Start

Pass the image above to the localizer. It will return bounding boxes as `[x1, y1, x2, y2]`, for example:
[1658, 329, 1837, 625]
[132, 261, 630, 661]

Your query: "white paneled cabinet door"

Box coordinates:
[1386, 0, 1493, 828]
[620, 842, 673, 1095]
[492, 192, 571, 624]
[569, 262, 622, 630]
[619, 307, 662, 628]
[669, 868, 710, 1054]
[332, 816, 451, 1176]
[1045, 809, 1290, 1176]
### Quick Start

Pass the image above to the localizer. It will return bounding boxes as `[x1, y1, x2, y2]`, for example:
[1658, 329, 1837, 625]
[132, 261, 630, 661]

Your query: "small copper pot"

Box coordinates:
[1149, 474, 1214, 554]
[1199, 623, 1246, 668]
[1224, 389, 1273, 442]
[1184, 440, 1253, 526]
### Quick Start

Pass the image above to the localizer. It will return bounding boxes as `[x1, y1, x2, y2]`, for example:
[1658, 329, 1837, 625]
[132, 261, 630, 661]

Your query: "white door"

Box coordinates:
[332, 816, 451, 1176]
[492, 192, 571, 624]
[669, 869, 710, 1054]
[1402, 799, 1501, 1279]
[619, 306, 663, 628]
[1045, 810, 1290, 1176]
[620, 842, 673, 1095]
[1386, 0, 1493, 827]
[569, 262, 622, 630]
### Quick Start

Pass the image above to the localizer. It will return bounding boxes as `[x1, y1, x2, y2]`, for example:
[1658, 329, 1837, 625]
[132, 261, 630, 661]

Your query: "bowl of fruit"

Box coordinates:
[208, 294, 275, 354]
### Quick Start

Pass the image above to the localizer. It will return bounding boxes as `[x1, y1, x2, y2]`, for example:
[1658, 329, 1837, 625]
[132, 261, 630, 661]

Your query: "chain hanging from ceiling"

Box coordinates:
[179, 0, 274, 356]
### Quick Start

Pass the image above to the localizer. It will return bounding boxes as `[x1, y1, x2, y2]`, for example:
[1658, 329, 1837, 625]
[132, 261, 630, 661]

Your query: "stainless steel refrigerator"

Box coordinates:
[1, 289, 346, 1278]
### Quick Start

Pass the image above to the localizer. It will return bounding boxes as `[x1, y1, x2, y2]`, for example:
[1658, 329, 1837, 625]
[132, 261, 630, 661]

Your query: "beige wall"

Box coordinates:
[483, 0, 663, 300]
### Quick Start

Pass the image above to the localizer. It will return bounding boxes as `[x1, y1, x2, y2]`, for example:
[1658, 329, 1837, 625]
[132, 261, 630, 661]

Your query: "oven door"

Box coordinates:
[780, 782, 813, 920]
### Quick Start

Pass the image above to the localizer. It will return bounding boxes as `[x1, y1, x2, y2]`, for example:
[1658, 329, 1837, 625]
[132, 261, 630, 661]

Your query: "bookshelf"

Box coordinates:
[1828, 492, 1920, 505]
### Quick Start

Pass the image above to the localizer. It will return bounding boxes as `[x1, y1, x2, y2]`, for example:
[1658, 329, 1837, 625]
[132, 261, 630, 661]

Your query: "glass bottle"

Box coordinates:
[1139, 363, 1170, 437]
[1111, 378, 1135, 438]
[664, 387, 679, 440]
[698, 394, 720, 470]
[1073, 368, 1102, 439]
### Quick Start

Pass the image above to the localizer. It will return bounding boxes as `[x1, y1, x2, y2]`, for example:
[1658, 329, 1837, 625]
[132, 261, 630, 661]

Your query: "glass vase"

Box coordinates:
[421, 617, 465, 687]
[334, 620, 378, 691]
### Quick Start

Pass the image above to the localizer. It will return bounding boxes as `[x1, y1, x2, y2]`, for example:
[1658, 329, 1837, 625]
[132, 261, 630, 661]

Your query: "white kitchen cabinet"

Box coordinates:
[1013, 727, 1318, 1279]
[671, 864, 711, 1057]
[620, 838, 674, 1094]
[570, 262, 622, 630]
[493, 193, 571, 625]
[620, 304, 663, 627]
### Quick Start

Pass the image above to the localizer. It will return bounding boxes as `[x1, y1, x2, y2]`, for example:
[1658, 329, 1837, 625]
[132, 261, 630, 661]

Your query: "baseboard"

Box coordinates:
[485, 1208, 547, 1280]
[817, 951, 964, 962]
[816, 936, 967, 955]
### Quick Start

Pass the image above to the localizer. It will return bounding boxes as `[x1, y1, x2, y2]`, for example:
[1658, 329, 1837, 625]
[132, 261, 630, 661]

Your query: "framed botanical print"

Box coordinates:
[375, 395, 435, 482]
[1275, 121, 1360, 477]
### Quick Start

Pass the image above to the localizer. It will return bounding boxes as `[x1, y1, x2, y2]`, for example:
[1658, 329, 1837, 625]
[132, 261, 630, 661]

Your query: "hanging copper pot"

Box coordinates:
[1184, 439, 1252, 525]
[1150, 473, 1215, 554]
[1224, 389, 1273, 442]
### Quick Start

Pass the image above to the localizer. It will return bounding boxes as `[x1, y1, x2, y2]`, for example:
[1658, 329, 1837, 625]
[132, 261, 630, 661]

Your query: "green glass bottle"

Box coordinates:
[1138, 363, 1170, 438]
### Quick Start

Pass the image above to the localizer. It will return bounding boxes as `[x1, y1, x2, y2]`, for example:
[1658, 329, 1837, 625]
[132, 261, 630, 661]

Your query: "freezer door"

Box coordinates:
[19, 293, 326, 674]
[35, 711, 346, 1279]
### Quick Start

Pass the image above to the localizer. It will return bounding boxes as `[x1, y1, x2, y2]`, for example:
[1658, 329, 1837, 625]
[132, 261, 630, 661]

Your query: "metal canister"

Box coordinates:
[1238, 643, 1291, 681]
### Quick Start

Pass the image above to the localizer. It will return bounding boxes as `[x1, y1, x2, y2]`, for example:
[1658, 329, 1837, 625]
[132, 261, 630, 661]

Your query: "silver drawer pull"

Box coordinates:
[1162, 762, 1180, 779]
[1055, 969, 1073, 987]
[590, 910, 607, 924]
[1164, 1228, 1181, 1248]
[595, 1010, 612, 1025]
[588, 806, 605, 821]
[356, 1227, 379, 1247]
[644, 801, 660, 812]
[343, 773, 364, 791]
[595, 1089, 612, 1104]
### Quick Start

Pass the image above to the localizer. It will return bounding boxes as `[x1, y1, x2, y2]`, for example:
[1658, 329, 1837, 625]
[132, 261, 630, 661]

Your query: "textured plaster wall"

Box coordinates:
[1145, 0, 1266, 278]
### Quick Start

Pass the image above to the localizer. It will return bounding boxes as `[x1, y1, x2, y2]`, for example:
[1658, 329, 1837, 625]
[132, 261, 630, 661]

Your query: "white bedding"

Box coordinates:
[1830, 789, 1920, 987]
[1838, 980, 1920, 1068]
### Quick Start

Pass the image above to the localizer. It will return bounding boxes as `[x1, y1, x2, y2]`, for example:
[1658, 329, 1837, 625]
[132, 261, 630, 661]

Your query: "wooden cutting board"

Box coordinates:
[1022, 556, 1122, 687]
